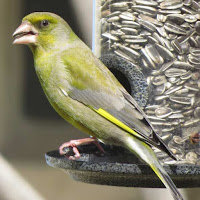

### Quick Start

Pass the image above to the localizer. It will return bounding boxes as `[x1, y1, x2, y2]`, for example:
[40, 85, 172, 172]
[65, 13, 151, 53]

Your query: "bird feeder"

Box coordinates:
[46, 0, 200, 188]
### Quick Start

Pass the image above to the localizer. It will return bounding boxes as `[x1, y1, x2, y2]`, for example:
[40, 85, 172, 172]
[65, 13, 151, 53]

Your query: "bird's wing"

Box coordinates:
[61, 47, 175, 159]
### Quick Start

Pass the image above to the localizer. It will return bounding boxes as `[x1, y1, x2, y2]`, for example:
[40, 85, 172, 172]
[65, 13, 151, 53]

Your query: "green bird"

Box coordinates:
[13, 12, 184, 200]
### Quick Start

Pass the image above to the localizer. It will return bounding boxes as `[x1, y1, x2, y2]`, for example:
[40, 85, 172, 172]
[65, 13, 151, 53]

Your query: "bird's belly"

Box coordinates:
[45, 87, 130, 146]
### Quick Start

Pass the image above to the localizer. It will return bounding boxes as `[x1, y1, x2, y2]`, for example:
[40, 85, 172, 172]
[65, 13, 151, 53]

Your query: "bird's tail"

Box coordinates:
[125, 136, 184, 200]
[150, 160, 184, 200]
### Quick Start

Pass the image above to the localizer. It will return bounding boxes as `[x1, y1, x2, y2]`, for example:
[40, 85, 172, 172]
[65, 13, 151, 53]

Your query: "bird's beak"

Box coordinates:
[12, 22, 38, 45]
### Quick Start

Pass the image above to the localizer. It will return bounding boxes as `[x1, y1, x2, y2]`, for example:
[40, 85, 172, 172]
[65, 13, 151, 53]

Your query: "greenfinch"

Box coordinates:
[13, 12, 184, 200]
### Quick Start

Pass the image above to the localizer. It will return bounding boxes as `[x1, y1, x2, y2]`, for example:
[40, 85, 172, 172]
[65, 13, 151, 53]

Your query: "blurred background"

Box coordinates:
[0, 0, 198, 199]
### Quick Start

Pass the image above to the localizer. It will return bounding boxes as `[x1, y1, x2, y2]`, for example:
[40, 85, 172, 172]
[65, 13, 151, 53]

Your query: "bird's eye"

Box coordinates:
[40, 20, 49, 28]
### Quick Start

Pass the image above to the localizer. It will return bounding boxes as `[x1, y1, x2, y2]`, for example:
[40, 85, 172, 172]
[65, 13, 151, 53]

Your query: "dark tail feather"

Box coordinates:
[152, 131, 177, 161]
[151, 161, 184, 200]
[126, 137, 184, 200]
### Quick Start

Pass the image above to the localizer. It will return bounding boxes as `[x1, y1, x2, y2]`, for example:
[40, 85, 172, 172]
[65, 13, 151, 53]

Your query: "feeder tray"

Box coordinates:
[45, 144, 200, 188]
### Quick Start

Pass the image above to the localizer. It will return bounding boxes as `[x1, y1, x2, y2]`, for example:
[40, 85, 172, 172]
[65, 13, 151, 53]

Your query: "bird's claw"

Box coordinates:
[59, 138, 106, 160]
[59, 140, 81, 160]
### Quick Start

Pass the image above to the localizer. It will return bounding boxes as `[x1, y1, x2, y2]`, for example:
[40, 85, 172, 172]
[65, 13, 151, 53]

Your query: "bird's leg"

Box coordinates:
[59, 137, 105, 160]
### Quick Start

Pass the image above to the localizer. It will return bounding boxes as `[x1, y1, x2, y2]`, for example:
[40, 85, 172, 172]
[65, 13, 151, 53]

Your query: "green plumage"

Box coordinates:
[13, 12, 184, 200]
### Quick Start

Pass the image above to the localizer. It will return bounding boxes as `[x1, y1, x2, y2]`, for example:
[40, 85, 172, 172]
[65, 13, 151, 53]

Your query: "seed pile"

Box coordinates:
[98, 0, 200, 165]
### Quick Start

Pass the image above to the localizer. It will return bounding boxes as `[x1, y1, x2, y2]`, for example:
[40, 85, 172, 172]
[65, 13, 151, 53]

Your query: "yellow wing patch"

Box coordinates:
[94, 108, 144, 140]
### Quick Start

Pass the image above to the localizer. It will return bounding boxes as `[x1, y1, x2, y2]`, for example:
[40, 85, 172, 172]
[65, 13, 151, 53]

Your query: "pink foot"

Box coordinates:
[59, 137, 105, 160]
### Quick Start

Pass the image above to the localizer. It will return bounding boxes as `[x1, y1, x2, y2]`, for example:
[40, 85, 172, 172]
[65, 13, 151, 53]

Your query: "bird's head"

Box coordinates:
[13, 12, 76, 52]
